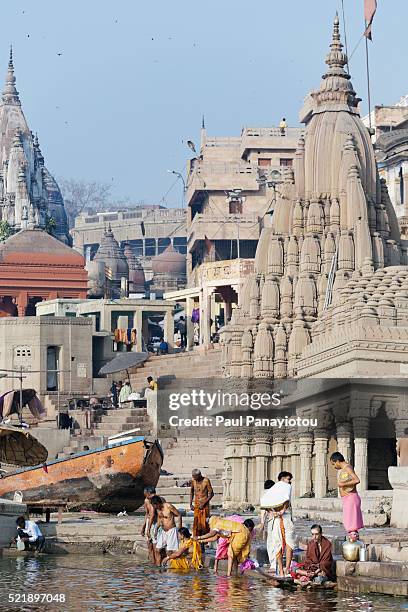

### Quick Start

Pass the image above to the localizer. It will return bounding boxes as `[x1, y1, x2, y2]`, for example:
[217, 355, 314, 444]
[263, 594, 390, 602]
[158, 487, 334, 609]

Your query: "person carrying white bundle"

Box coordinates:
[260, 472, 295, 577]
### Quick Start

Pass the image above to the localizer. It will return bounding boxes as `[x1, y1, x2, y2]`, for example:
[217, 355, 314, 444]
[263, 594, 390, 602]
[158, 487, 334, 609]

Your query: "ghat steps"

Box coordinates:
[129, 347, 222, 391]
[156, 437, 225, 510]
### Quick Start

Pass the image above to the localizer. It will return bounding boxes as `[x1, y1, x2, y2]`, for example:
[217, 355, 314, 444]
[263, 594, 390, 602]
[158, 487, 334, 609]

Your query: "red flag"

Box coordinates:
[364, 0, 377, 40]
[42, 464, 48, 473]
[204, 235, 213, 255]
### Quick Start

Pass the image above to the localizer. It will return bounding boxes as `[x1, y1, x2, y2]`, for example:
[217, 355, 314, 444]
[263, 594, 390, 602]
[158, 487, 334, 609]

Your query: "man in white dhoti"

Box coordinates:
[260, 477, 296, 577]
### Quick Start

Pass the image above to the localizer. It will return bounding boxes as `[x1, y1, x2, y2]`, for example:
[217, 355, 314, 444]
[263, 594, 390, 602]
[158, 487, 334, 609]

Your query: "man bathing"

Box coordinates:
[330, 452, 364, 536]
[151, 495, 182, 564]
[190, 469, 214, 537]
[141, 486, 157, 563]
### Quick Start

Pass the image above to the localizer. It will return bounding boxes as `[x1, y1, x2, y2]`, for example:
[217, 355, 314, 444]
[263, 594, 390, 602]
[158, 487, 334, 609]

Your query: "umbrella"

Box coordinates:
[0, 424, 48, 467]
[98, 352, 149, 376]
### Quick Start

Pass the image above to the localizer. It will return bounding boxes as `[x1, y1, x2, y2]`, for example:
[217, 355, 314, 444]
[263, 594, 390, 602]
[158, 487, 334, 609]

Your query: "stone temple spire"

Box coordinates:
[325, 13, 347, 75]
[313, 14, 360, 114]
[2, 46, 20, 106]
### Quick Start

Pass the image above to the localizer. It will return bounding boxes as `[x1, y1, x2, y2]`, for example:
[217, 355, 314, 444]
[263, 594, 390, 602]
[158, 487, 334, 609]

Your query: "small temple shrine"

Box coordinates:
[0, 229, 87, 316]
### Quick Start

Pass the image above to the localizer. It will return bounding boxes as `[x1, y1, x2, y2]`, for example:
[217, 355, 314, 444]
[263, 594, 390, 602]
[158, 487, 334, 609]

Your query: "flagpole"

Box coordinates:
[364, 20, 373, 130]
[341, 0, 350, 73]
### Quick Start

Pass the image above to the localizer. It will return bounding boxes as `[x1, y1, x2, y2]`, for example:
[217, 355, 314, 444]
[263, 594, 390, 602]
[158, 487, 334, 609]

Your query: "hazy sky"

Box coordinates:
[2, 1, 406, 206]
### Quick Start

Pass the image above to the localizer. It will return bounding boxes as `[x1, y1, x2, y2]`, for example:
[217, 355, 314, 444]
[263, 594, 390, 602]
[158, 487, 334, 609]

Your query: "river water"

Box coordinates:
[0, 555, 406, 612]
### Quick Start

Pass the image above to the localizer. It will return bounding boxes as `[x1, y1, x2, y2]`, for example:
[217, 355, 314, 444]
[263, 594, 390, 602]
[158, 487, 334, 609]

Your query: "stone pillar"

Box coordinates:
[395, 419, 408, 466]
[403, 163, 408, 216]
[224, 301, 232, 323]
[17, 291, 28, 317]
[353, 417, 369, 492]
[389, 466, 408, 528]
[253, 431, 272, 501]
[336, 422, 352, 464]
[240, 437, 251, 505]
[224, 428, 241, 509]
[185, 296, 194, 351]
[298, 432, 313, 496]
[133, 310, 143, 351]
[313, 434, 329, 498]
[201, 289, 213, 346]
[163, 310, 174, 352]
[271, 434, 285, 479]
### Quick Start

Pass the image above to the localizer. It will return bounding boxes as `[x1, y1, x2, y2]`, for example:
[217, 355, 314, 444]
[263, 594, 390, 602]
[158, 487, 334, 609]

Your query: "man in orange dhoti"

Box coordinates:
[190, 469, 214, 537]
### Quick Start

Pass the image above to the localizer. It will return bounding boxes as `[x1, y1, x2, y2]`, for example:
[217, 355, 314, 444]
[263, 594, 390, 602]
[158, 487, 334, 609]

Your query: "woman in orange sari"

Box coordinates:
[162, 527, 203, 570]
[195, 516, 255, 576]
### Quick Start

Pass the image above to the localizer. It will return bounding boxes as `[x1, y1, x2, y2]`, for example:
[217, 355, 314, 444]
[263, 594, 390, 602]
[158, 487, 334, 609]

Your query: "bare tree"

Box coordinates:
[58, 178, 112, 228]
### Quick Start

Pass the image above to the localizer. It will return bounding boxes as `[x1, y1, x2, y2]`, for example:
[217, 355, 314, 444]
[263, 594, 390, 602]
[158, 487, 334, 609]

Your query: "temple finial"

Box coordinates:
[2, 45, 20, 106]
[202, 115, 205, 130]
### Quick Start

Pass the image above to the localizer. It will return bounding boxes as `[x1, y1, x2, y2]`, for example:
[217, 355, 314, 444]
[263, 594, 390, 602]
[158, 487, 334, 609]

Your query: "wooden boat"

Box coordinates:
[0, 436, 163, 512]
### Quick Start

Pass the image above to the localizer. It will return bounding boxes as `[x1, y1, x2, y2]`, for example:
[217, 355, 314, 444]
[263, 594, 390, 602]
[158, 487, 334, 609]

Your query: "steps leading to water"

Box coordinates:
[292, 495, 392, 528]
[156, 434, 225, 510]
[92, 406, 153, 438]
[129, 347, 222, 391]
[336, 561, 408, 595]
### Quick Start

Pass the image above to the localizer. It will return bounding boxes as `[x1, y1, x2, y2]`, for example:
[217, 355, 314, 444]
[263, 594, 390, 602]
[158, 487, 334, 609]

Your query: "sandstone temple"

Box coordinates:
[220, 17, 408, 508]
[0, 48, 69, 243]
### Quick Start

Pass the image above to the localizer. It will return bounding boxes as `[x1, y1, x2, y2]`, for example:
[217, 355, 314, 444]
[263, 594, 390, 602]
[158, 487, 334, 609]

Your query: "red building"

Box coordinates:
[0, 229, 88, 316]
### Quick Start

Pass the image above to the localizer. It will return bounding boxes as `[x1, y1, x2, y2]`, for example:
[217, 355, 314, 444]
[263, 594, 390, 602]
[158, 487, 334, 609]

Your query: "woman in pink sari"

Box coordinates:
[330, 452, 364, 535]
[214, 514, 244, 573]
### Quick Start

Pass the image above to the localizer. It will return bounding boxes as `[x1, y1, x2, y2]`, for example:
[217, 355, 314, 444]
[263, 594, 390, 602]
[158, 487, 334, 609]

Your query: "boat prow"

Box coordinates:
[0, 436, 163, 512]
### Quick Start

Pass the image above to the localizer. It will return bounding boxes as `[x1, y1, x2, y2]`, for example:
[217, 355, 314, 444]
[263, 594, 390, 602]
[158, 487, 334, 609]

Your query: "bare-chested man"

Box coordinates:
[190, 469, 214, 537]
[141, 486, 157, 563]
[330, 452, 364, 536]
[151, 495, 182, 565]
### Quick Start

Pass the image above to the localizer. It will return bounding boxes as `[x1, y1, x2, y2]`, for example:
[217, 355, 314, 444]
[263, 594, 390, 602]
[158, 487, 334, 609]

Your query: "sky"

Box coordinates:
[1, 1, 407, 207]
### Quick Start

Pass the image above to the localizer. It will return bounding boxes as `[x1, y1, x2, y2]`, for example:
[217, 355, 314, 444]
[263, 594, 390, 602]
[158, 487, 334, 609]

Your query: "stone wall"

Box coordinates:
[0, 499, 27, 547]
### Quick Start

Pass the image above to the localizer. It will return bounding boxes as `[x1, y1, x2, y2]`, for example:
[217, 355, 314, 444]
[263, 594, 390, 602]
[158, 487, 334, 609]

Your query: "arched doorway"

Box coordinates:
[368, 405, 397, 490]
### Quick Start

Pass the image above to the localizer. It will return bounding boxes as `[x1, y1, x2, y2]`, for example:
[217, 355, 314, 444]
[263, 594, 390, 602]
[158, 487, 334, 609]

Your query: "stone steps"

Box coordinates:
[292, 496, 391, 528]
[156, 486, 223, 510]
[337, 572, 408, 596]
[129, 349, 222, 388]
[92, 404, 154, 438]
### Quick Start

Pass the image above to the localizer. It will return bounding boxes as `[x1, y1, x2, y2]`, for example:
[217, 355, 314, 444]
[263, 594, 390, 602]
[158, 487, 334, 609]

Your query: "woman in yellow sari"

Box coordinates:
[195, 516, 255, 576]
[162, 528, 203, 570]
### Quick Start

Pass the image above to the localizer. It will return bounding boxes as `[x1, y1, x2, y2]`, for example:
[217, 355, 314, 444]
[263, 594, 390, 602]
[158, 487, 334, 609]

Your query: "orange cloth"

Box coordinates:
[193, 503, 210, 537]
[276, 515, 286, 559]
[168, 538, 203, 571]
[208, 517, 251, 563]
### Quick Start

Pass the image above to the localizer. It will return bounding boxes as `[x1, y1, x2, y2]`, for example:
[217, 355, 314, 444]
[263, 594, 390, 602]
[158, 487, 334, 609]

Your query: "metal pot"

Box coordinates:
[359, 545, 368, 562]
[342, 538, 363, 562]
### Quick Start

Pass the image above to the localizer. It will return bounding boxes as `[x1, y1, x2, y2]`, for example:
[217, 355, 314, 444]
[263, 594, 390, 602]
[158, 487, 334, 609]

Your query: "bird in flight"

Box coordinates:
[187, 140, 196, 153]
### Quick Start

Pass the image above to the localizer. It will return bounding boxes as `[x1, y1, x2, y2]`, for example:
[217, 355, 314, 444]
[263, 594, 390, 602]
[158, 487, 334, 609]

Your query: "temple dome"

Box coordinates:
[93, 225, 128, 278]
[151, 243, 186, 275]
[0, 228, 84, 266]
[124, 243, 145, 292]
[301, 15, 377, 201]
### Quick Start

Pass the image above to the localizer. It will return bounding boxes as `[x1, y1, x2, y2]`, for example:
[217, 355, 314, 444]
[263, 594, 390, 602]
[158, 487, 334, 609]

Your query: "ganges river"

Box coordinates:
[0, 555, 406, 612]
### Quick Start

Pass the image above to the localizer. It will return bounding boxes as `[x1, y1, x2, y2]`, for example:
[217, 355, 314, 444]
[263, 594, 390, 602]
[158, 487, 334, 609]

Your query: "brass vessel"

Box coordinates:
[342, 538, 363, 562]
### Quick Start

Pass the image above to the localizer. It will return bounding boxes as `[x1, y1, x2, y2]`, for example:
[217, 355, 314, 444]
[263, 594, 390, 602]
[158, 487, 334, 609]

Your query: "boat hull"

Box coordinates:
[0, 437, 163, 512]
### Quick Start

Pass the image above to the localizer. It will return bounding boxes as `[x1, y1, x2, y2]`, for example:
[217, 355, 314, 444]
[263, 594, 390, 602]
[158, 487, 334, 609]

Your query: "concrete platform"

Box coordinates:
[0, 498, 27, 547]
[337, 561, 408, 596]
[292, 493, 392, 528]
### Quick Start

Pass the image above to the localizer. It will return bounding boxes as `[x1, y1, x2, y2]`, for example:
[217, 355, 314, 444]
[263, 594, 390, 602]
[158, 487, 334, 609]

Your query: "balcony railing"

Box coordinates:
[186, 162, 287, 189]
[242, 126, 304, 138]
